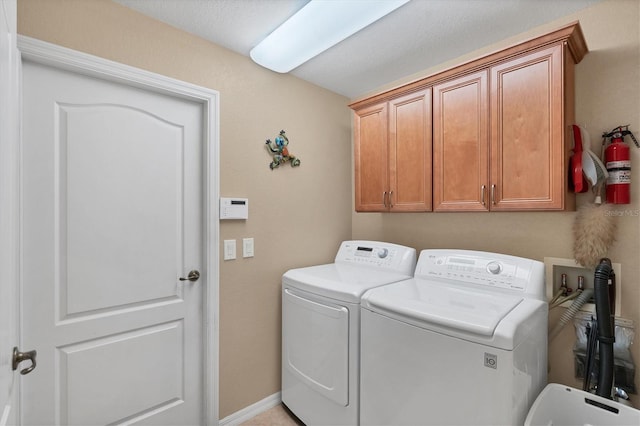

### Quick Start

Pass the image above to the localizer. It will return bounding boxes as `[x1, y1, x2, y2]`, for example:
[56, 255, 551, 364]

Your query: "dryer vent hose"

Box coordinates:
[549, 289, 594, 341]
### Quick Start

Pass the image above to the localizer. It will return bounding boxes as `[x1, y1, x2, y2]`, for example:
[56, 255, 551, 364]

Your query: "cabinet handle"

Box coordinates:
[491, 184, 496, 205]
[388, 191, 393, 208]
[481, 185, 486, 206]
[382, 191, 387, 208]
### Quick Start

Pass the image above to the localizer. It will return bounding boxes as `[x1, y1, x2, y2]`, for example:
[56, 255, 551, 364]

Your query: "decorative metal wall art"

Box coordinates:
[265, 130, 301, 170]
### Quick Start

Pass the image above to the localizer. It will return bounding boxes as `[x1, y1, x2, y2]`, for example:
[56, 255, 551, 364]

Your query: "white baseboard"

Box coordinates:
[219, 392, 282, 426]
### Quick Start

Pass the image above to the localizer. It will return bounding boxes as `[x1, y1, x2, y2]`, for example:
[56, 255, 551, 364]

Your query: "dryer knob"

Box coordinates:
[377, 248, 389, 258]
[487, 262, 502, 274]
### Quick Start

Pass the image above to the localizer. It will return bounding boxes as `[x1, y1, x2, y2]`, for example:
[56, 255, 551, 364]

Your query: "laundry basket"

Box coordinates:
[525, 383, 640, 425]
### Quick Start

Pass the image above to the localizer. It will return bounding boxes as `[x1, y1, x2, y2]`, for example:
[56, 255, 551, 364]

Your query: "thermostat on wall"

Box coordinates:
[220, 197, 248, 220]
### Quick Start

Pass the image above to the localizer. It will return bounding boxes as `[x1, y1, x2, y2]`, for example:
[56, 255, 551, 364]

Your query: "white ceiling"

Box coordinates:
[112, 0, 601, 99]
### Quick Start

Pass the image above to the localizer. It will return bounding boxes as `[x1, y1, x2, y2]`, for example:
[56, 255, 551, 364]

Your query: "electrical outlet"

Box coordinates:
[243, 238, 254, 258]
[223, 239, 236, 260]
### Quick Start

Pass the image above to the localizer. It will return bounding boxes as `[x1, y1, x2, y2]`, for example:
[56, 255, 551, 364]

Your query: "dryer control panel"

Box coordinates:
[414, 249, 545, 300]
[335, 241, 416, 275]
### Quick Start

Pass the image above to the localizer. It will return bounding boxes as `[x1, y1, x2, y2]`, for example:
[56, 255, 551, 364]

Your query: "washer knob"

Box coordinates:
[377, 248, 389, 258]
[487, 262, 502, 274]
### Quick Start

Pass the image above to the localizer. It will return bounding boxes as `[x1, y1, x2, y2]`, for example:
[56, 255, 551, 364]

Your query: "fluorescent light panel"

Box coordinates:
[250, 0, 410, 73]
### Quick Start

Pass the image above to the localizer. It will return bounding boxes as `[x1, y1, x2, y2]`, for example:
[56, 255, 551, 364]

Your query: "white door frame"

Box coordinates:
[16, 35, 220, 425]
[0, 0, 19, 424]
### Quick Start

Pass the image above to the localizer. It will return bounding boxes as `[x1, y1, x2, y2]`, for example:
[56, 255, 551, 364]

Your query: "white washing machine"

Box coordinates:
[282, 241, 416, 425]
[360, 249, 547, 426]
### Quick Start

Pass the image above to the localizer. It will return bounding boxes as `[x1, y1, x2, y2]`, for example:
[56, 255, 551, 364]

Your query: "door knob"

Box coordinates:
[12, 347, 37, 375]
[179, 270, 200, 282]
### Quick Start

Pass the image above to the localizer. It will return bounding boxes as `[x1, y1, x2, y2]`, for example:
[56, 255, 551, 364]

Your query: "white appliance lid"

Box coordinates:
[363, 279, 523, 336]
[283, 263, 412, 304]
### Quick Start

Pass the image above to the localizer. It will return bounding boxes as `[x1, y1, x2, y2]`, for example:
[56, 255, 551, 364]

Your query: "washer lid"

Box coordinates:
[283, 263, 412, 304]
[362, 279, 523, 336]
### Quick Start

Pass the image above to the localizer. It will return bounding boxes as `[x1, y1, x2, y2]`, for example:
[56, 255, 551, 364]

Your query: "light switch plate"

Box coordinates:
[243, 238, 254, 258]
[223, 239, 236, 260]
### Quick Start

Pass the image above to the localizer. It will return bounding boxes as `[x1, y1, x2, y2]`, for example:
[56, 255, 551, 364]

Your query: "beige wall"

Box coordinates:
[17, 0, 640, 418]
[17, 0, 352, 418]
[352, 0, 640, 406]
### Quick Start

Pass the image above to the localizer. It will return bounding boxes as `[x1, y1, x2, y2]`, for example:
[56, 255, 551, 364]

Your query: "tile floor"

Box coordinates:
[239, 404, 304, 426]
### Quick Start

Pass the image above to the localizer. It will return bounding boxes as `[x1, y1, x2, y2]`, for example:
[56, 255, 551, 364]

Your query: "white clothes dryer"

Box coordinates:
[282, 241, 416, 425]
[360, 249, 547, 426]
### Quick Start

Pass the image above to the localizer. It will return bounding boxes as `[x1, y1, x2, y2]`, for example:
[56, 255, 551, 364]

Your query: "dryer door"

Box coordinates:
[282, 288, 349, 406]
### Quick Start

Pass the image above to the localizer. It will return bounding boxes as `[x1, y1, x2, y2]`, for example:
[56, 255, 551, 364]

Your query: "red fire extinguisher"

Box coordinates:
[603, 125, 639, 204]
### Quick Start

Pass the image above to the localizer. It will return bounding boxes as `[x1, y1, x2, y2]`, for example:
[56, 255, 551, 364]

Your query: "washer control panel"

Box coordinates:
[414, 250, 544, 295]
[335, 241, 416, 274]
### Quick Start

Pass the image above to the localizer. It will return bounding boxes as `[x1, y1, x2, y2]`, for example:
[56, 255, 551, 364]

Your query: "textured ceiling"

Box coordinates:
[112, 0, 602, 99]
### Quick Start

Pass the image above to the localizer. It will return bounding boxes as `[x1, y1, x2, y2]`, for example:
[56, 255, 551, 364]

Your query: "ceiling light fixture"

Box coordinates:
[250, 0, 410, 73]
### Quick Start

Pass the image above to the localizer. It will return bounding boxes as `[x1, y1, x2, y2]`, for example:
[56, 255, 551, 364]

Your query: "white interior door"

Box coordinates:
[0, 0, 19, 424]
[21, 57, 205, 425]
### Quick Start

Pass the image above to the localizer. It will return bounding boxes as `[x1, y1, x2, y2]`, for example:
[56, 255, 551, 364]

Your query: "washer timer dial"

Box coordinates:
[486, 261, 502, 274]
[377, 248, 389, 259]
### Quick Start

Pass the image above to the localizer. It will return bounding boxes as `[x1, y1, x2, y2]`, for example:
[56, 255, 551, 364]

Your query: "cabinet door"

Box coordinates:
[354, 102, 389, 212]
[433, 71, 488, 211]
[389, 89, 432, 212]
[490, 45, 564, 210]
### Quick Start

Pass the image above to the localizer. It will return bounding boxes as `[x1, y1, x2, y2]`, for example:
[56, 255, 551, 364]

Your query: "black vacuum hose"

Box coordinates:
[594, 258, 615, 399]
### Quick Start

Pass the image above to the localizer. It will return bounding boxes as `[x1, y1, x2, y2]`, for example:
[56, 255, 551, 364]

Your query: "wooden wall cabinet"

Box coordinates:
[489, 45, 569, 211]
[354, 101, 388, 211]
[354, 89, 432, 212]
[433, 45, 570, 211]
[351, 22, 586, 213]
[433, 70, 489, 211]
